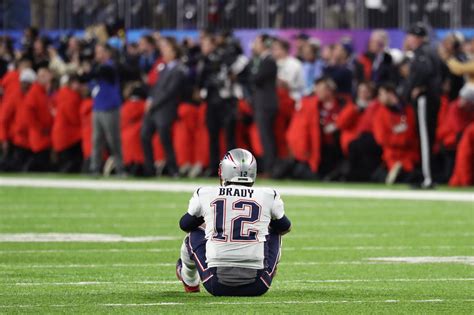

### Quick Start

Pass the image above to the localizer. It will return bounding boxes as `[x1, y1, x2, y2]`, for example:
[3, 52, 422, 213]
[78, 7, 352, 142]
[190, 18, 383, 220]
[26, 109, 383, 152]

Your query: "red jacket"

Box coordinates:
[336, 100, 381, 155]
[52, 86, 82, 152]
[1, 70, 20, 99]
[24, 83, 53, 152]
[286, 95, 321, 172]
[436, 98, 474, 150]
[319, 97, 344, 145]
[373, 104, 419, 171]
[0, 85, 22, 142]
[80, 98, 93, 159]
[12, 90, 30, 149]
[0, 70, 21, 141]
[357, 100, 381, 134]
[121, 98, 145, 165]
[449, 122, 474, 186]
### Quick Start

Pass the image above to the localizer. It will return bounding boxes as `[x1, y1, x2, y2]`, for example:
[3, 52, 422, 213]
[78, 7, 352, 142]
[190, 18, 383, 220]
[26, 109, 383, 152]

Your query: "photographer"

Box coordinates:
[196, 35, 237, 176]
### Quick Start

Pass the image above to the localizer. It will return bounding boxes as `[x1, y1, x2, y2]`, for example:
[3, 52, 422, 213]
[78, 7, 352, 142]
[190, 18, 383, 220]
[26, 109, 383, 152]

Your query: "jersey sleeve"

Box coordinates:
[271, 190, 285, 220]
[187, 189, 203, 217]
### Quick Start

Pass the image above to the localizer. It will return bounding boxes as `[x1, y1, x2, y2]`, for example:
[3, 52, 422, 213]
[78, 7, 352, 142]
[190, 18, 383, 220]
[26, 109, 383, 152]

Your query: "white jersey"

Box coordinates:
[187, 185, 285, 269]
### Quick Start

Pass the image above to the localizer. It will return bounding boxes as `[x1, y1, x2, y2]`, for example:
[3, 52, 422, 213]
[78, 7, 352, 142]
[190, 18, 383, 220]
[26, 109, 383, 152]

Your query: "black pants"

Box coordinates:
[0, 144, 31, 171]
[57, 142, 83, 173]
[24, 149, 51, 172]
[318, 141, 343, 179]
[206, 99, 237, 172]
[432, 148, 456, 184]
[141, 112, 178, 176]
[414, 94, 440, 185]
[347, 132, 382, 182]
[254, 108, 277, 174]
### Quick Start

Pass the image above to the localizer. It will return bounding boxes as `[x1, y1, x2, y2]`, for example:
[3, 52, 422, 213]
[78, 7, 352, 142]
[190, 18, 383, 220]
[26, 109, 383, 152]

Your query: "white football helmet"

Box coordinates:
[219, 148, 257, 186]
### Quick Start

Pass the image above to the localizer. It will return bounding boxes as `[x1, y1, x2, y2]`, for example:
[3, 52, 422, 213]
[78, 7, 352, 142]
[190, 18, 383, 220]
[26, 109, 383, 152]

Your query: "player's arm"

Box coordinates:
[270, 190, 292, 235]
[270, 215, 292, 235]
[179, 214, 204, 232]
[179, 188, 204, 233]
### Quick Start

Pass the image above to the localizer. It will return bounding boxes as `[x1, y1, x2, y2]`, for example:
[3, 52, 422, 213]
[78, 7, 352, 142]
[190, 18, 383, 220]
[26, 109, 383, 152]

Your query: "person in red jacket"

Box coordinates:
[286, 77, 345, 179]
[0, 67, 36, 171]
[336, 81, 375, 155]
[120, 83, 146, 176]
[285, 93, 319, 179]
[336, 81, 382, 181]
[0, 57, 32, 149]
[434, 87, 474, 182]
[449, 122, 474, 186]
[23, 66, 54, 171]
[373, 84, 419, 184]
[52, 75, 83, 172]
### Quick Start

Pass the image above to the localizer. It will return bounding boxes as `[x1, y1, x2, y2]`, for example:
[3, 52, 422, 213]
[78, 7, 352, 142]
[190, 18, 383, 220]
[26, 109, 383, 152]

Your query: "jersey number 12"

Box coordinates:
[211, 199, 261, 242]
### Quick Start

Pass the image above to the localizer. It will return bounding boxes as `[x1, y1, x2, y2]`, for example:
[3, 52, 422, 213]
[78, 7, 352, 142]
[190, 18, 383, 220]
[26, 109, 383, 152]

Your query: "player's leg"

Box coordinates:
[262, 231, 282, 286]
[183, 229, 221, 293]
[176, 228, 212, 293]
[177, 239, 200, 288]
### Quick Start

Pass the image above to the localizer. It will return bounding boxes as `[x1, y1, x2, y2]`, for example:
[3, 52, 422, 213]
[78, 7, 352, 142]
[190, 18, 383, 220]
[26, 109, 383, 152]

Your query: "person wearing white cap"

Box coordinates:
[0, 68, 36, 171]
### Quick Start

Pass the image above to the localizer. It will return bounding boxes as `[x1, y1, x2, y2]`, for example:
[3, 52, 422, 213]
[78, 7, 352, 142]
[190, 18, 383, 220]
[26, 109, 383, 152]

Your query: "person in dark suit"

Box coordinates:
[403, 23, 442, 189]
[250, 34, 278, 175]
[141, 37, 187, 177]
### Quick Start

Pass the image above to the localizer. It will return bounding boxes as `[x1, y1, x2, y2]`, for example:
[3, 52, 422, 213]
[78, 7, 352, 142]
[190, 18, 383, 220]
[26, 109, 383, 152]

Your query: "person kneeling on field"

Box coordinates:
[176, 148, 291, 296]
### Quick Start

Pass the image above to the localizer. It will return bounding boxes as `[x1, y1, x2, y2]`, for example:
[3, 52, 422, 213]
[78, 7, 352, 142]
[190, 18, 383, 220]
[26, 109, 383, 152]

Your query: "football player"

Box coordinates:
[176, 148, 292, 296]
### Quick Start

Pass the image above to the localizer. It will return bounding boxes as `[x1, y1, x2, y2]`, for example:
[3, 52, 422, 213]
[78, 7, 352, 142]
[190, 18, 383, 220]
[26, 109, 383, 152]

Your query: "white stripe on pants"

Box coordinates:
[417, 96, 432, 186]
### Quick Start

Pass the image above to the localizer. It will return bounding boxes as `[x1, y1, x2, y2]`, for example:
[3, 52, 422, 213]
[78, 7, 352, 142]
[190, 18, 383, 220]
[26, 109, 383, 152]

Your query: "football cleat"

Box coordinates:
[176, 259, 200, 293]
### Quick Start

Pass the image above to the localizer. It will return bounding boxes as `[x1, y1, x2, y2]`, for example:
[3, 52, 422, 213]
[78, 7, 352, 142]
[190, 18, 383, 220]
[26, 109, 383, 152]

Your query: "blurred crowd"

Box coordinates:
[0, 23, 473, 186]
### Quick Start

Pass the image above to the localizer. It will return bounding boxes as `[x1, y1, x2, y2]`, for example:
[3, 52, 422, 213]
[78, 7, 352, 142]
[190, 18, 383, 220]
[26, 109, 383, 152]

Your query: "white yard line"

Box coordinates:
[0, 299, 473, 308]
[0, 248, 179, 255]
[0, 177, 472, 202]
[0, 261, 404, 269]
[293, 245, 474, 251]
[367, 256, 474, 265]
[2, 255, 474, 269]
[1, 245, 472, 254]
[286, 232, 474, 239]
[0, 233, 179, 243]
[6, 278, 473, 286]
[0, 248, 177, 253]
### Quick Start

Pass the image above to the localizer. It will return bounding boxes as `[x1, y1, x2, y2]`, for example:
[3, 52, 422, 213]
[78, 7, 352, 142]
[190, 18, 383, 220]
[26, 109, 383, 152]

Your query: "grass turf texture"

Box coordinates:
[0, 181, 473, 313]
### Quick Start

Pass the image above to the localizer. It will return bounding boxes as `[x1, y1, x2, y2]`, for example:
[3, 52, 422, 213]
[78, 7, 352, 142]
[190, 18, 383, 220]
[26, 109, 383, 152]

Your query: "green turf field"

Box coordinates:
[0, 178, 473, 314]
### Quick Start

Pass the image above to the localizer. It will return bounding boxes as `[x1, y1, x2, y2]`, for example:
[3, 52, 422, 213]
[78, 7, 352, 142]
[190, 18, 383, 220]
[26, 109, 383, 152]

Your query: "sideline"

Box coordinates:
[0, 177, 472, 202]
